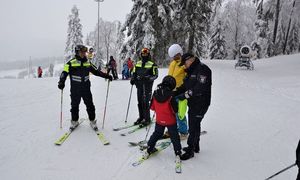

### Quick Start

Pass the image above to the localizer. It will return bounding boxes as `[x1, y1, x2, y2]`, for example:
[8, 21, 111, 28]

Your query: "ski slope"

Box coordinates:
[0, 54, 299, 180]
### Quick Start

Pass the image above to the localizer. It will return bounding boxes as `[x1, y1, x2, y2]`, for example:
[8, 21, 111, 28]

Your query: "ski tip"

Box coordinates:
[120, 133, 126, 136]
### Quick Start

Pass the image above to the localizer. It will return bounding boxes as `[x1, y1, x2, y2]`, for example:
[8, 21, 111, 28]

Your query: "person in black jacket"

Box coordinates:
[58, 45, 113, 131]
[107, 56, 118, 80]
[175, 53, 212, 160]
[296, 140, 300, 180]
[130, 48, 158, 127]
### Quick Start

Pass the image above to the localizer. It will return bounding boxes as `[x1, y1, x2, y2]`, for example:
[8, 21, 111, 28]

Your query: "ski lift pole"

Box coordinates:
[60, 90, 63, 129]
[102, 80, 110, 129]
[265, 163, 296, 180]
[124, 85, 133, 123]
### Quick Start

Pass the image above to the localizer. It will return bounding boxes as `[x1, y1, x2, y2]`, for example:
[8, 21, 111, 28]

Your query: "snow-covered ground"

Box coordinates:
[0, 54, 299, 180]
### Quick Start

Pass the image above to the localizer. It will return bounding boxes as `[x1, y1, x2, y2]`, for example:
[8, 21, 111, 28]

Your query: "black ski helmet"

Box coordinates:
[75, 45, 88, 55]
[162, 75, 176, 90]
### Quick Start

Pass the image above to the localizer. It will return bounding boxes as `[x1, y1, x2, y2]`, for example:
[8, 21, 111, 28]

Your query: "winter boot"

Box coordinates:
[134, 117, 143, 125]
[90, 119, 98, 131]
[70, 120, 79, 131]
[180, 147, 194, 160]
[142, 149, 150, 159]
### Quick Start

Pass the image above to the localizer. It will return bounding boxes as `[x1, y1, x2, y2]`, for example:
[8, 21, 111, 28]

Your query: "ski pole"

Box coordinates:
[265, 163, 296, 180]
[60, 90, 63, 129]
[102, 80, 110, 129]
[124, 85, 133, 123]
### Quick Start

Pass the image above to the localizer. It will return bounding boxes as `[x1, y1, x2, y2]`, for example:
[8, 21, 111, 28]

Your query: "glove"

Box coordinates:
[136, 75, 142, 81]
[184, 90, 193, 99]
[130, 78, 135, 85]
[58, 81, 65, 90]
[107, 75, 113, 81]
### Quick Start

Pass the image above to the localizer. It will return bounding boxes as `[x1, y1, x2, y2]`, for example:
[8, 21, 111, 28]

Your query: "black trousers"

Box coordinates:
[148, 123, 181, 155]
[136, 84, 152, 122]
[70, 86, 95, 121]
[186, 105, 209, 151]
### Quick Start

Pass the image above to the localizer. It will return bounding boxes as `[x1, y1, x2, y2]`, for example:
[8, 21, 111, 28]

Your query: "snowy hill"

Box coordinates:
[0, 54, 299, 180]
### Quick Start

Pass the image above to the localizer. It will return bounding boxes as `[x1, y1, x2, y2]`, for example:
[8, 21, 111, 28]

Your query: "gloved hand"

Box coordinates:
[184, 90, 193, 99]
[130, 78, 135, 85]
[58, 81, 65, 90]
[136, 75, 142, 81]
[107, 75, 113, 81]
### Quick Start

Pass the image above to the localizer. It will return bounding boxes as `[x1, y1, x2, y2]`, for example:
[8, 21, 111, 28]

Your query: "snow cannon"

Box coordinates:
[240, 45, 251, 58]
[235, 45, 254, 70]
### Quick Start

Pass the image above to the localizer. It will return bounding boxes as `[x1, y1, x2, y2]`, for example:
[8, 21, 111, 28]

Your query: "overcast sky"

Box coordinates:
[0, 0, 133, 62]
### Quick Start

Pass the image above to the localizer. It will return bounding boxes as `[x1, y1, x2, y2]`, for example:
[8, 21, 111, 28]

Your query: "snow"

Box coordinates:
[0, 54, 299, 180]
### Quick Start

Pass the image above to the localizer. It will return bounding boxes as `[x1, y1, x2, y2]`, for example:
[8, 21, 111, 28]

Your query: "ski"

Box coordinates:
[120, 122, 153, 136]
[129, 130, 208, 147]
[132, 141, 172, 167]
[113, 124, 137, 131]
[94, 130, 110, 145]
[175, 156, 182, 173]
[54, 119, 85, 145]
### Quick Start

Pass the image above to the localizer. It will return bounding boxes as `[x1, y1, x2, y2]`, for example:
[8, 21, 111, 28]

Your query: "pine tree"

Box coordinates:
[65, 5, 83, 61]
[209, 21, 227, 59]
[287, 22, 299, 54]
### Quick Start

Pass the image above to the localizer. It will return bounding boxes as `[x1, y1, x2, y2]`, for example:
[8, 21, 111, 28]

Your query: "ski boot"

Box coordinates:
[70, 120, 79, 131]
[90, 119, 98, 131]
[133, 117, 143, 125]
[139, 119, 150, 128]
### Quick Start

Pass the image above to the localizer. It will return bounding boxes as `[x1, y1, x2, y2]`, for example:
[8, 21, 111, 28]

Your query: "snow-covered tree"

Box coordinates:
[64, 5, 83, 61]
[253, 0, 271, 58]
[209, 20, 227, 59]
[287, 21, 299, 54]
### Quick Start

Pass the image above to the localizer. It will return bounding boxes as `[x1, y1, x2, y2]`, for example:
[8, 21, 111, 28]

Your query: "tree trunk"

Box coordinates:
[272, 0, 280, 44]
[283, 0, 296, 54]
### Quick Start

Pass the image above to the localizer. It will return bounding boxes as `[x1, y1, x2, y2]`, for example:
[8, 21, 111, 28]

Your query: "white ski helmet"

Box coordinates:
[168, 44, 183, 58]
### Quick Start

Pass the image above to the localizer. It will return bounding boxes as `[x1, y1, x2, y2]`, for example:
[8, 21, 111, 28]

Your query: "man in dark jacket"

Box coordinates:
[175, 53, 212, 160]
[130, 48, 158, 127]
[58, 45, 113, 131]
[107, 56, 118, 80]
[296, 140, 300, 180]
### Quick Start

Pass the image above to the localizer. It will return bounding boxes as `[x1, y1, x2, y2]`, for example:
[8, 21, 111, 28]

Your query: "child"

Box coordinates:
[144, 75, 182, 160]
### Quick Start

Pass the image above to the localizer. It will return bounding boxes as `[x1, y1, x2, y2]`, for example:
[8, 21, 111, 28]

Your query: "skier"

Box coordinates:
[122, 62, 129, 80]
[130, 48, 158, 127]
[57, 44, 113, 130]
[127, 57, 134, 78]
[175, 53, 212, 160]
[143, 75, 182, 161]
[164, 44, 188, 140]
[107, 56, 118, 80]
[296, 140, 300, 180]
[37, 66, 43, 78]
